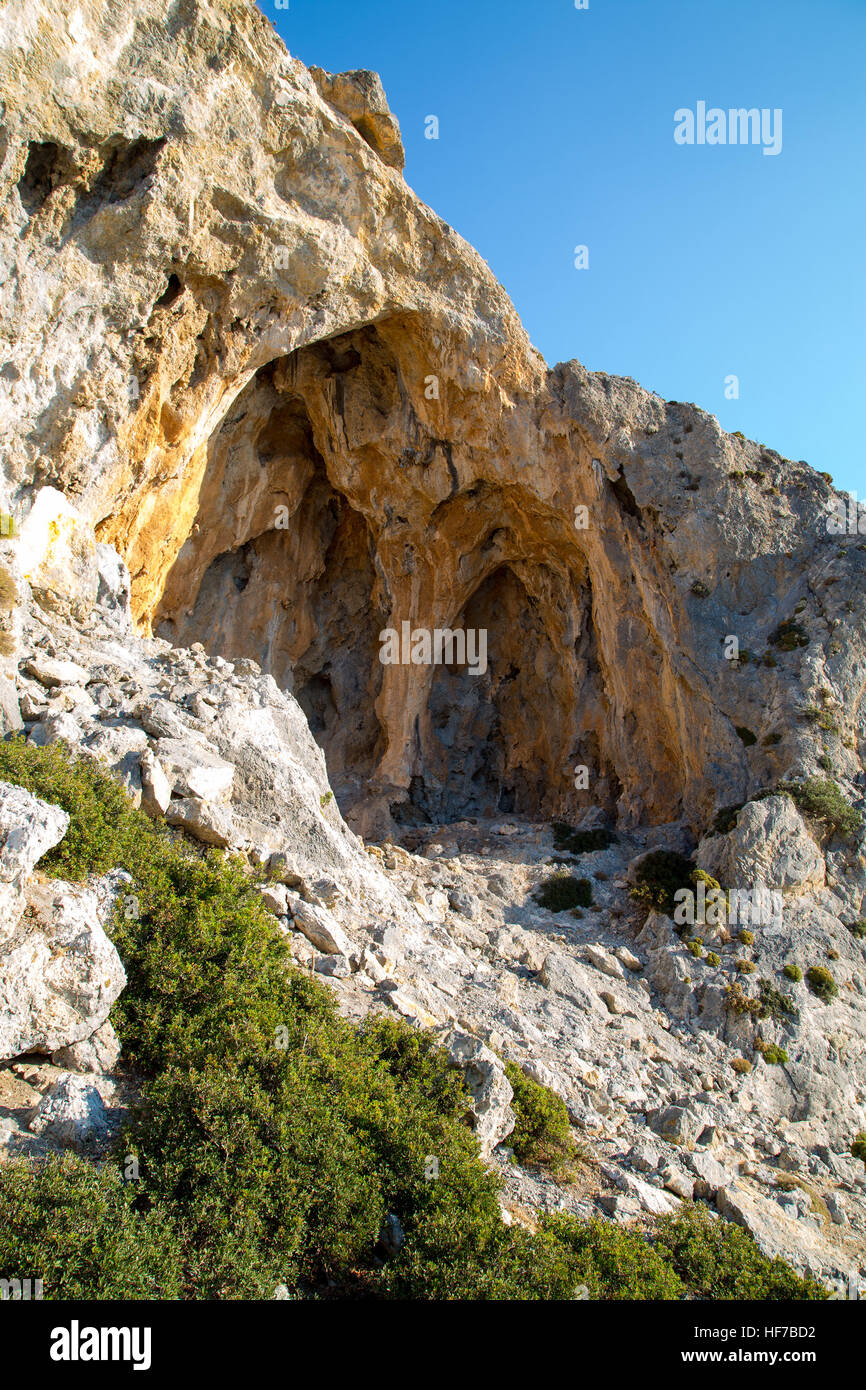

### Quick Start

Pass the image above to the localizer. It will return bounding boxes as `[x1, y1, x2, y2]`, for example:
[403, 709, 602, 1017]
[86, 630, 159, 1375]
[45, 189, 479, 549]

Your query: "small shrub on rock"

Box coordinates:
[535, 873, 593, 912]
[806, 965, 838, 1004]
[503, 1062, 576, 1175]
[629, 850, 695, 917]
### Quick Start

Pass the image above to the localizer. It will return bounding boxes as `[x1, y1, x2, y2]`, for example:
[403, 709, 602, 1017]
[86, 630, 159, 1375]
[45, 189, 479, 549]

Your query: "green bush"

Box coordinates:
[544, 1216, 683, 1300]
[777, 777, 861, 844]
[0, 1157, 182, 1300]
[768, 620, 809, 651]
[0, 740, 552, 1299]
[760, 1044, 788, 1065]
[535, 873, 593, 912]
[653, 1206, 826, 1300]
[711, 803, 743, 835]
[629, 850, 695, 917]
[706, 951, 721, 967]
[806, 965, 838, 1004]
[551, 822, 616, 855]
[715, 780, 863, 848]
[783, 963, 803, 982]
[758, 978, 798, 1020]
[848, 921, 866, 941]
[503, 1062, 576, 1175]
[851, 1133, 866, 1166]
[803, 706, 840, 734]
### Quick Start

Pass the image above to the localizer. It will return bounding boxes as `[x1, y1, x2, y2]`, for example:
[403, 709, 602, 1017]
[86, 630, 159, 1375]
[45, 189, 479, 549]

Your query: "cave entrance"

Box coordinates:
[153, 354, 386, 808]
[400, 566, 578, 822]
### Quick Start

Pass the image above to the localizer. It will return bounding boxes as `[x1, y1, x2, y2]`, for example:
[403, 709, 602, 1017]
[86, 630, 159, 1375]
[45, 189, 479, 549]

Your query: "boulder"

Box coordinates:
[154, 738, 235, 802]
[287, 896, 352, 955]
[697, 796, 825, 895]
[0, 877, 127, 1061]
[165, 796, 234, 846]
[441, 1028, 515, 1157]
[539, 952, 606, 1015]
[52, 1020, 121, 1073]
[0, 781, 69, 943]
[28, 1073, 111, 1150]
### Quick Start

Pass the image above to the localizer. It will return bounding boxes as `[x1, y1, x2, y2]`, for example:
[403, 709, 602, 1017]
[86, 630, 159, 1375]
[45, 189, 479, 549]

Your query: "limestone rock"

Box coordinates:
[288, 896, 352, 956]
[309, 67, 404, 170]
[52, 1019, 121, 1074]
[155, 739, 234, 803]
[441, 1028, 515, 1157]
[0, 781, 69, 943]
[28, 1072, 111, 1150]
[0, 877, 126, 1061]
[697, 796, 825, 894]
[22, 654, 90, 689]
[1, 0, 859, 838]
[165, 796, 234, 846]
[539, 952, 606, 1015]
[139, 748, 172, 816]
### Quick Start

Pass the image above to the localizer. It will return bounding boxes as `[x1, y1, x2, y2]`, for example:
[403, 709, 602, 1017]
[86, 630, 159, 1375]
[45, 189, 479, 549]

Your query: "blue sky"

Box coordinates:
[260, 0, 865, 495]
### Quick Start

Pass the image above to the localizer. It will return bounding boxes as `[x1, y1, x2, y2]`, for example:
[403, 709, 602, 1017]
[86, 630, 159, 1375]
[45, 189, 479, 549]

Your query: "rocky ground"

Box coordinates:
[1, 563, 865, 1297]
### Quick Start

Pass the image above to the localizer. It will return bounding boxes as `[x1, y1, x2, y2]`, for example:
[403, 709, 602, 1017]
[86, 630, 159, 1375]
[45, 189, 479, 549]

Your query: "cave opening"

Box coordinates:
[150, 323, 620, 833]
[153, 350, 387, 812]
[398, 566, 585, 823]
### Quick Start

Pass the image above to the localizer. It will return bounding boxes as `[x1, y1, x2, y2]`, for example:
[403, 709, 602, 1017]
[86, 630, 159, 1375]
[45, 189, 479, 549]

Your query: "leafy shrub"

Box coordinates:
[725, 982, 761, 1017]
[806, 966, 838, 1004]
[777, 777, 861, 843]
[535, 873, 593, 912]
[851, 1133, 866, 1166]
[503, 1062, 576, 1175]
[803, 706, 840, 734]
[768, 620, 809, 651]
[545, 1216, 683, 1300]
[736, 958, 757, 974]
[759, 1043, 788, 1065]
[757, 979, 797, 1020]
[629, 850, 694, 917]
[731, 1058, 752, 1074]
[551, 821, 616, 855]
[739, 929, 754, 945]
[848, 921, 866, 941]
[711, 803, 743, 835]
[0, 1157, 182, 1300]
[706, 951, 721, 967]
[783, 963, 803, 982]
[653, 1206, 826, 1300]
[711, 781, 859, 844]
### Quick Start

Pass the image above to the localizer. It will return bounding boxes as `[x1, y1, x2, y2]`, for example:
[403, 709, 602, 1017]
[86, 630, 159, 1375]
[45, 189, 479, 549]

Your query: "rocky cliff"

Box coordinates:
[1, 0, 866, 1293]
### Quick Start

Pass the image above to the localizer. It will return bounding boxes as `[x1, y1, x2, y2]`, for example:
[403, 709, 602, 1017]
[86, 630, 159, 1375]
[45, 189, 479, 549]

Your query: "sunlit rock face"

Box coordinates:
[2, 0, 863, 835]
